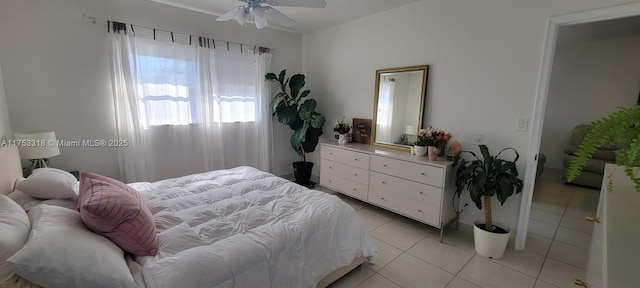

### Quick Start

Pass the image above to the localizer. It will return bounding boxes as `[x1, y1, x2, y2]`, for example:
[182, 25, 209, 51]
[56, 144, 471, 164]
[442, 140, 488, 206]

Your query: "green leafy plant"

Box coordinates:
[333, 116, 351, 134]
[266, 70, 325, 162]
[566, 105, 640, 192]
[453, 144, 523, 231]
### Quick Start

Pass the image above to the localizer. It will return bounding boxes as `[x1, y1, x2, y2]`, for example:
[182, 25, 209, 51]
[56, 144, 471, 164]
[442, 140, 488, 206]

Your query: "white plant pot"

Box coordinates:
[414, 145, 428, 156]
[473, 220, 510, 259]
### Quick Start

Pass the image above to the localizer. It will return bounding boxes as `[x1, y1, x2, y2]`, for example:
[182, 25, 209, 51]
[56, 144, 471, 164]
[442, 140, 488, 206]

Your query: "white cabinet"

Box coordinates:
[320, 145, 370, 201]
[582, 164, 640, 288]
[320, 143, 456, 239]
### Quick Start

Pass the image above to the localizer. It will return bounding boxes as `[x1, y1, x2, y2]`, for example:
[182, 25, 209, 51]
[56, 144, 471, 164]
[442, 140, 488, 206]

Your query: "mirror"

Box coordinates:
[372, 65, 428, 150]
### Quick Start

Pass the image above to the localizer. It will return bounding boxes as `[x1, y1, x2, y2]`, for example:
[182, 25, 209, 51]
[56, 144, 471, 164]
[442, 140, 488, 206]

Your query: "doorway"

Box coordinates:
[516, 2, 640, 250]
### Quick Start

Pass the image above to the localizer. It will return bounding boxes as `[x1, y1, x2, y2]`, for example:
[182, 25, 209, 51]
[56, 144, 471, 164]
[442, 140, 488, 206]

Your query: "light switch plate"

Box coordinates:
[516, 117, 529, 132]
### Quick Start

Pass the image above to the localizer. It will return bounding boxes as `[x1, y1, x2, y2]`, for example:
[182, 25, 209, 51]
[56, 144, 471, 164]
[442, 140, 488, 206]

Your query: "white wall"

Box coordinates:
[0, 66, 11, 141]
[0, 0, 303, 179]
[541, 35, 640, 169]
[303, 0, 640, 232]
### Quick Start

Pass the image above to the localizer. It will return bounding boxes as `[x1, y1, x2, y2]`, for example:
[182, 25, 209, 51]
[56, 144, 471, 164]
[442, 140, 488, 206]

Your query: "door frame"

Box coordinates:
[515, 2, 640, 250]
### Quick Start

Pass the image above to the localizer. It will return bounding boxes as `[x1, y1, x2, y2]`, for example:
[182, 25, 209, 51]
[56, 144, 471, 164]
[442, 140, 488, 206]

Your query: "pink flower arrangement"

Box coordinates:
[415, 126, 452, 147]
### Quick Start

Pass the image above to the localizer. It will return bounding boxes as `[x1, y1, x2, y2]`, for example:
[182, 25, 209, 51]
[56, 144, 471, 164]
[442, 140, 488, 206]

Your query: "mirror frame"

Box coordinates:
[371, 65, 429, 150]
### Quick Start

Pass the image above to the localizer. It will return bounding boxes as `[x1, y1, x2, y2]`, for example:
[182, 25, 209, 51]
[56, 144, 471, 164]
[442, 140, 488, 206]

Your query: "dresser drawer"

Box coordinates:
[322, 159, 370, 185]
[370, 155, 444, 187]
[369, 171, 442, 206]
[320, 170, 368, 201]
[321, 145, 369, 169]
[369, 188, 441, 227]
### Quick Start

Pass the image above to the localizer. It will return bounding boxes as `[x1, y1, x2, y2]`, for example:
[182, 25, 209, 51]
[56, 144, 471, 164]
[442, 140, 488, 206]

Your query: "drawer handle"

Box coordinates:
[383, 164, 388, 167]
[328, 180, 332, 183]
[585, 216, 600, 223]
[419, 191, 424, 195]
[380, 197, 385, 200]
[353, 173, 358, 176]
[329, 166, 333, 169]
[574, 279, 588, 287]
[418, 209, 423, 213]
[353, 188, 357, 191]
[382, 181, 387, 184]
[329, 152, 333, 155]
[421, 172, 426, 176]
[354, 158, 359, 161]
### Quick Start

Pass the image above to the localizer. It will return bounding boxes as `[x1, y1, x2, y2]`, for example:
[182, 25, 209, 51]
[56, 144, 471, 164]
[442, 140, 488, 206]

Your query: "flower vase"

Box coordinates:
[438, 142, 446, 157]
[414, 145, 428, 156]
[428, 146, 438, 161]
[338, 134, 347, 145]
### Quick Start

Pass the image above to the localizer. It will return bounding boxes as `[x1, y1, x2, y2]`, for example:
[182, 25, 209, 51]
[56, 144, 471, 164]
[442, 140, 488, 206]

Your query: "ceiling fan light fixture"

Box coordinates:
[216, 6, 249, 26]
[217, 0, 325, 29]
[252, 7, 269, 29]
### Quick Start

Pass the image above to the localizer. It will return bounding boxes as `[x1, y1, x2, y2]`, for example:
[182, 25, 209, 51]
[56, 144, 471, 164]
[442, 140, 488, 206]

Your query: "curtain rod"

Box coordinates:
[81, 13, 275, 53]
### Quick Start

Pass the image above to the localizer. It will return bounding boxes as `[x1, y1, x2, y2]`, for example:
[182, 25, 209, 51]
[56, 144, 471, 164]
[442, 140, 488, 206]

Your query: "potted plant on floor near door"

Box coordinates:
[453, 144, 523, 259]
[266, 70, 325, 185]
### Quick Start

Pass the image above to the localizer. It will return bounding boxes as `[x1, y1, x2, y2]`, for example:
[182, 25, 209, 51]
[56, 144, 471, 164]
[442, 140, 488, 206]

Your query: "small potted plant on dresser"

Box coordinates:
[453, 144, 523, 259]
[266, 70, 325, 186]
[333, 116, 351, 145]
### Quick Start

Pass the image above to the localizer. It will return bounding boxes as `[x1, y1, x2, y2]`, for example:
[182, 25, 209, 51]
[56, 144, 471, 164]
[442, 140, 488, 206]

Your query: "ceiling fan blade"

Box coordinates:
[264, 0, 326, 8]
[252, 7, 269, 29]
[263, 6, 296, 27]
[216, 6, 249, 25]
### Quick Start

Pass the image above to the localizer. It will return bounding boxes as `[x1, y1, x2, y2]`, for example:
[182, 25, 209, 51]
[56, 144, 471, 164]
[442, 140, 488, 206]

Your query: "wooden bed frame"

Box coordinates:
[317, 256, 365, 288]
[0, 146, 364, 287]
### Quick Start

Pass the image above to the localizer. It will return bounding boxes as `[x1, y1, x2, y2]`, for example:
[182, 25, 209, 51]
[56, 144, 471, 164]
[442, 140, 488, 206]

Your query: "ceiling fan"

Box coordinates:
[216, 0, 327, 29]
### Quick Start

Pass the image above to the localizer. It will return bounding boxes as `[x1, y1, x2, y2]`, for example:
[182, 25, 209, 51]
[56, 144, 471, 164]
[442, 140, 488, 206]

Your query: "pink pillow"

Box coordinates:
[77, 172, 158, 256]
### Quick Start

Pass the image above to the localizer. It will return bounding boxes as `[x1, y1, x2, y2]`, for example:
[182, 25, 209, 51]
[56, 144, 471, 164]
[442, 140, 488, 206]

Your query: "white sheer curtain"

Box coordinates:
[109, 31, 272, 182]
[376, 77, 395, 143]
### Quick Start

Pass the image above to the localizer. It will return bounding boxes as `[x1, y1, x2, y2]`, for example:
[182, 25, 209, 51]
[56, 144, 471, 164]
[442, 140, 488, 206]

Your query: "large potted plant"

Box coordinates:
[453, 144, 523, 259]
[266, 70, 325, 185]
[566, 105, 640, 192]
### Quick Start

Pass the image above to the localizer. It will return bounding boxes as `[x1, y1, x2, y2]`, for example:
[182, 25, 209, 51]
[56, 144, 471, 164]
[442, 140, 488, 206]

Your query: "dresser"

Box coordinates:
[319, 143, 456, 241]
[577, 164, 640, 288]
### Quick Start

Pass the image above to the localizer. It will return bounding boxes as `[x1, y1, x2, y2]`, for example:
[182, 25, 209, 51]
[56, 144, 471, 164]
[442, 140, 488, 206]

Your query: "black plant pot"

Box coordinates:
[292, 161, 314, 184]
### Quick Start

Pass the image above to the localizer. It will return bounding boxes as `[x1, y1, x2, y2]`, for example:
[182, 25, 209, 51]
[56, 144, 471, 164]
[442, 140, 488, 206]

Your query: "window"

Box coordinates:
[131, 38, 259, 127]
[214, 52, 258, 123]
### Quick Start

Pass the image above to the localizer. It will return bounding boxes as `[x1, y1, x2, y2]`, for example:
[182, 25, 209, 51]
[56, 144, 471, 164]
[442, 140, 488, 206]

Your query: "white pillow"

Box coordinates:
[7, 189, 77, 212]
[6, 189, 39, 210]
[15, 168, 77, 199]
[0, 194, 30, 285]
[7, 205, 137, 288]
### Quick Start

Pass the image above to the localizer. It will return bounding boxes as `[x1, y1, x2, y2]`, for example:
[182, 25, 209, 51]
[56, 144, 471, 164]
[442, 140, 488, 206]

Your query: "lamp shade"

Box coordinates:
[13, 130, 60, 159]
[405, 125, 417, 135]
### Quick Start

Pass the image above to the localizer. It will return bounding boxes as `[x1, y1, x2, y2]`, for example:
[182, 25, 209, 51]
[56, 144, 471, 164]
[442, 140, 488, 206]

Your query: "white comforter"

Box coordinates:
[129, 166, 377, 288]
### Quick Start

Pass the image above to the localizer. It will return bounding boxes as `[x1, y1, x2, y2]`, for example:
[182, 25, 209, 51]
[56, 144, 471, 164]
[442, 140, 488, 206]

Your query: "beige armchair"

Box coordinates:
[563, 124, 618, 189]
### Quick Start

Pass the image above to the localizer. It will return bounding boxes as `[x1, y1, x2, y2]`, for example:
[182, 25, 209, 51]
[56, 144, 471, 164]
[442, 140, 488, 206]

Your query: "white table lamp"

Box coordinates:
[405, 125, 417, 144]
[13, 130, 60, 170]
[405, 125, 417, 135]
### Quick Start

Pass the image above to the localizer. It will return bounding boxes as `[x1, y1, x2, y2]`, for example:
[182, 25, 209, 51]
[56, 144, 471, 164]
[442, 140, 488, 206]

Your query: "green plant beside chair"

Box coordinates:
[565, 105, 640, 192]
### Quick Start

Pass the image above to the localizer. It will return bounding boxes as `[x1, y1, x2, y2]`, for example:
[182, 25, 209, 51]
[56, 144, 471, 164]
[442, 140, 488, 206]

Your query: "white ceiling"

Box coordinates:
[149, 0, 422, 33]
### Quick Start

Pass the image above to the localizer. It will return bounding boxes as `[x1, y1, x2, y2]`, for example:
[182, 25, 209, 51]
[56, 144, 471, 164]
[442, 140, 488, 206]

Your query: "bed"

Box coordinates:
[0, 146, 377, 288]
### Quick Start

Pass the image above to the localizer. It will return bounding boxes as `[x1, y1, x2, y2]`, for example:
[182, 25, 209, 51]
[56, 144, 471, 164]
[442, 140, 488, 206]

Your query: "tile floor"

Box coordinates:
[321, 169, 600, 288]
